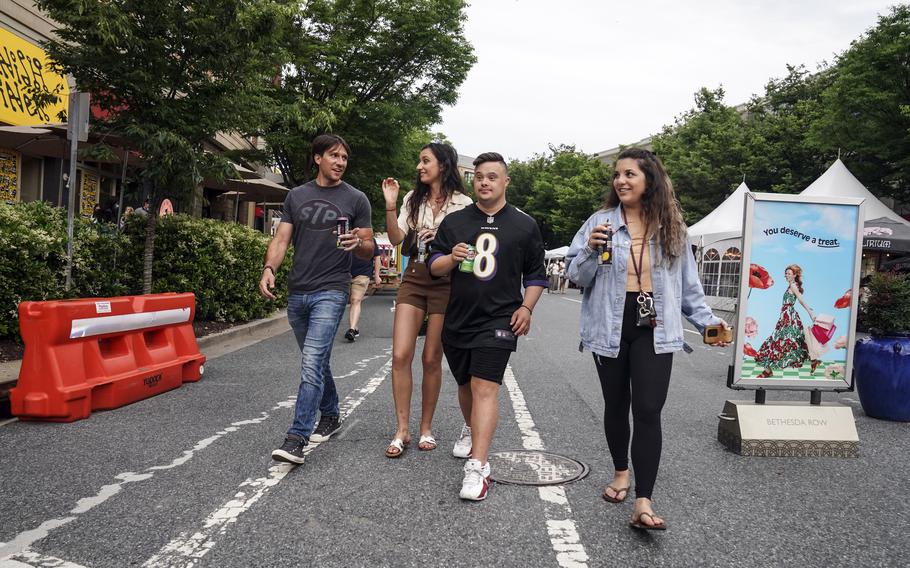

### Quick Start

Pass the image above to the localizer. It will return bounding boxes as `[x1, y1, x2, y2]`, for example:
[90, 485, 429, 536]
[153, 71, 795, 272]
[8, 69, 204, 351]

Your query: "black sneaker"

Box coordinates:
[310, 415, 341, 443]
[352, 328, 360, 338]
[344, 328, 356, 342]
[271, 435, 308, 464]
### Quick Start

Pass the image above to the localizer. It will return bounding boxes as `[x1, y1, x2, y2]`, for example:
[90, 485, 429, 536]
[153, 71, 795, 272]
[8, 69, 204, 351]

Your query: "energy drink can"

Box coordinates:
[459, 245, 476, 273]
[598, 224, 613, 265]
[336, 217, 349, 248]
[416, 239, 427, 263]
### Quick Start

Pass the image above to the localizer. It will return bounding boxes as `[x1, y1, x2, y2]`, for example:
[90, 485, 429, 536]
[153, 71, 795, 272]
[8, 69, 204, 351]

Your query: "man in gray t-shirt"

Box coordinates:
[259, 134, 374, 464]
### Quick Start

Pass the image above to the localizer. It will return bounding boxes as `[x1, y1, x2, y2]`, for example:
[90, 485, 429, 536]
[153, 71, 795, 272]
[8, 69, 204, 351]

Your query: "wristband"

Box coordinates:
[519, 305, 533, 315]
[263, 265, 275, 276]
[386, 208, 397, 212]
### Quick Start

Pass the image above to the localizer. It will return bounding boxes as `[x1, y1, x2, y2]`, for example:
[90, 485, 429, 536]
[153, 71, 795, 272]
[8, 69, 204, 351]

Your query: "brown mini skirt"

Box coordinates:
[396, 260, 451, 314]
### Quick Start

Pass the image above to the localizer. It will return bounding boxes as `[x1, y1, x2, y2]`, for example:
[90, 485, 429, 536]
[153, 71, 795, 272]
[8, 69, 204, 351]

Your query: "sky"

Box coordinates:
[437, 0, 899, 161]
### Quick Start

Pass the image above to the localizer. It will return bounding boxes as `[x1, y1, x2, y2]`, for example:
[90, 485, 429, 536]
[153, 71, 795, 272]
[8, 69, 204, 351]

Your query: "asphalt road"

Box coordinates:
[0, 291, 907, 567]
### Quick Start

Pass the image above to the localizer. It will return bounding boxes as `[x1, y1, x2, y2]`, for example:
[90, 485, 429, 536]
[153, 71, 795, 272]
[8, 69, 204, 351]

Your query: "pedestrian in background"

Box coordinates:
[345, 240, 382, 341]
[259, 134, 374, 464]
[567, 148, 730, 530]
[381, 142, 472, 458]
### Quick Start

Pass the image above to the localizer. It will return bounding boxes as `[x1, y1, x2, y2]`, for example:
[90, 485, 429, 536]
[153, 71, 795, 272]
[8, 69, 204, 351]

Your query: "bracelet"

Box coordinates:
[263, 265, 275, 275]
[385, 208, 397, 212]
[519, 305, 533, 315]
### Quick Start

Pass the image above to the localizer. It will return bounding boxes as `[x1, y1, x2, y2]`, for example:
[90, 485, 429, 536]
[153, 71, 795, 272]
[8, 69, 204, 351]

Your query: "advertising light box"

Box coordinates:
[732, 193, 864, 391]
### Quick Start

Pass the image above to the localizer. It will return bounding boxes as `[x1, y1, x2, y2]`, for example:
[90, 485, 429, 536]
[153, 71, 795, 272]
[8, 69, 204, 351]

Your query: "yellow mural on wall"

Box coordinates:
[0, 28, 70, 126]
[80, 170, 99, 219]
[0, 146, 21, 202]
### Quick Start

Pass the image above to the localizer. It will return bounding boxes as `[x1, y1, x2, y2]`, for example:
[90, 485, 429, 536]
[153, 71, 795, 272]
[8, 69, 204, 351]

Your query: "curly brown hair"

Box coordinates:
[785, 264, 805, 294]
[605, 148, 688, 264]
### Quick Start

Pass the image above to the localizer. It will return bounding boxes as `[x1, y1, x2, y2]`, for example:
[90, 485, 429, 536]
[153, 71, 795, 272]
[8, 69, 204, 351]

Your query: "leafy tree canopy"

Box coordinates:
[809, 4, 910, 201]
[507, 145, 611, 247]
[265, 0, 476, 226]
[36, 0, 295, 198]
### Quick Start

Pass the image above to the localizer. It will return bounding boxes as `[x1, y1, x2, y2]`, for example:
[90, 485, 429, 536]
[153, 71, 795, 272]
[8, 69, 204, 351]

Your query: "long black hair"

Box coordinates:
[405, 142, 462, 229]
[606, 147, 687, 264]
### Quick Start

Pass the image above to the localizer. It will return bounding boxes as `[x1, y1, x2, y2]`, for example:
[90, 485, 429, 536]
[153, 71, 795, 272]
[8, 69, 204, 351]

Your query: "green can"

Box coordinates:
[458, 245, 476, 273]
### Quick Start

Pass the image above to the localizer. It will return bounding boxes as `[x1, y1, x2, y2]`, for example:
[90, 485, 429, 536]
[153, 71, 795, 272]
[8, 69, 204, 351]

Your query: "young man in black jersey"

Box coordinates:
[428, 152, 547, 501]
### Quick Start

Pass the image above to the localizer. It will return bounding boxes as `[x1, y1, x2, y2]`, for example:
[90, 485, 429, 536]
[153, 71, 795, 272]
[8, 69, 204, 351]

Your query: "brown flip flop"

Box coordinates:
[629, 511, 667, 531]
[602, 485, 631, 503]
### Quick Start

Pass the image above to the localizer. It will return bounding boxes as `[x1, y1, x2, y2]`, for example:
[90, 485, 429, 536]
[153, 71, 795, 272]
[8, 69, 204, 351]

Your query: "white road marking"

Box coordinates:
[561, 297, 582, 304]
[143, 356, 394, 568]
[0, 350, 391, 564]
[1, 549, 89, 567]
[334, 352, 389, 379]
[503, 366, 589, 568]
[0, 418, 17, 428]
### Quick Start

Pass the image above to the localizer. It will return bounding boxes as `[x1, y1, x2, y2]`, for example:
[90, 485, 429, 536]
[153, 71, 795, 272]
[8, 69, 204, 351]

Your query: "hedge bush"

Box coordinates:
[0, 201, 290, 341]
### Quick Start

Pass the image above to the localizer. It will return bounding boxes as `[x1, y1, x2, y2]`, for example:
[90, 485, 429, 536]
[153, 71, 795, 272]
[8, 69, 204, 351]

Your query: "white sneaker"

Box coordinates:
[460, 459, 491, 501]
[452, 423, 472, 458]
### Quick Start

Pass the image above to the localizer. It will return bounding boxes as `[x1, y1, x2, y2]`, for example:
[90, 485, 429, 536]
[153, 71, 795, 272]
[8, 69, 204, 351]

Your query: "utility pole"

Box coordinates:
[64, 91, 90, 291]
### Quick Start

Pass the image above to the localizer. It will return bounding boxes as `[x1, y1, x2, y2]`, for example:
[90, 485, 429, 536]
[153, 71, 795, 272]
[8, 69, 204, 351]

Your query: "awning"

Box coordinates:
[863, 216, 910, 253]
[207, 175, 289, 203]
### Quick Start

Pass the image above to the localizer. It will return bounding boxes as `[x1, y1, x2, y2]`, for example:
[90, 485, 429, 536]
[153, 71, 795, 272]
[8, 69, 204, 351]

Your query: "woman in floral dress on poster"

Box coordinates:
[755, 264, 820, 378]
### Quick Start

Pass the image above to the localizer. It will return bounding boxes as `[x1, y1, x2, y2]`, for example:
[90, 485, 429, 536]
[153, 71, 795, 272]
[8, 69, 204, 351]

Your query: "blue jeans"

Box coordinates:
[286, 290, 348, 439]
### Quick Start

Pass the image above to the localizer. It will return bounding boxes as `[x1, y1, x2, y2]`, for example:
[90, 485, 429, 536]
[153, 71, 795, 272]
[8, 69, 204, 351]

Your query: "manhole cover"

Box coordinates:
[489, 450, 589, 486]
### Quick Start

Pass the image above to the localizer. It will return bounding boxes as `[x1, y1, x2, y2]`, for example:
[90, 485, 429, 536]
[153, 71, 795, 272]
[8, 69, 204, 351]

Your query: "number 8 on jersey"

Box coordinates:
[473, 233, 498, 280]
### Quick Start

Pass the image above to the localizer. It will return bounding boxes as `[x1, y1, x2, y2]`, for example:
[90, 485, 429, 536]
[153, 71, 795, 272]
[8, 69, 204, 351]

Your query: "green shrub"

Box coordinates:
[0, 202, 290, 340]
[0, 201, 68, 337]
[861, 271, 910, 335]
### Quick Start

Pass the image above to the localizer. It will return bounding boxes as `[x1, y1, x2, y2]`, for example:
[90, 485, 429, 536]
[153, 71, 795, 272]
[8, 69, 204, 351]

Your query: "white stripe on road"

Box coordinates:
[560, 297, 582, 304]
[503, 366, 589, 568]
[0, 351, 390, 564]
[1, 549, 90, 567]
[143, 356, 393, 568]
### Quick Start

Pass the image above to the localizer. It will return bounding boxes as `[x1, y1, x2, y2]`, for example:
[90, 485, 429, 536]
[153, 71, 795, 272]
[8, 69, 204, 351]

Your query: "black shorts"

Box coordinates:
[443, 344, 513, 385]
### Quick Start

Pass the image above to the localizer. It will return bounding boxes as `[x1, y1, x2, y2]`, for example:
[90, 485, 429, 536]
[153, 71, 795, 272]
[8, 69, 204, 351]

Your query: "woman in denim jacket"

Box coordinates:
[567, 148, 730, 531]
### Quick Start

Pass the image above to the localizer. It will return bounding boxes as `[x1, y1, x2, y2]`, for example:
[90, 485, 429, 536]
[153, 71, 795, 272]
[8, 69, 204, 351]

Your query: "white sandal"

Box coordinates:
[418, 435, 437, 451]
[385, 437, 408, 458]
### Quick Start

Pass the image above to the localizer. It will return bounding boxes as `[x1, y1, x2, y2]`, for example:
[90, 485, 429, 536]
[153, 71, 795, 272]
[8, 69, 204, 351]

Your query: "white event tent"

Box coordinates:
[687, 181, 751, 249]
[799, 159, 910, 226]
[687, 159, 910, 309]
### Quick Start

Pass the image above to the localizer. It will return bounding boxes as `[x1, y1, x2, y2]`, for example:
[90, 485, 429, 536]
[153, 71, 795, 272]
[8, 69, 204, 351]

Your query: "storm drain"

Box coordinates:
[489, 450, 589, 486]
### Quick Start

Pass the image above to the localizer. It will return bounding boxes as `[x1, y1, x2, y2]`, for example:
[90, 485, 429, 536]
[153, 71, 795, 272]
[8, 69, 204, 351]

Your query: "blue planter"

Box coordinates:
[854, 335, 910, 421]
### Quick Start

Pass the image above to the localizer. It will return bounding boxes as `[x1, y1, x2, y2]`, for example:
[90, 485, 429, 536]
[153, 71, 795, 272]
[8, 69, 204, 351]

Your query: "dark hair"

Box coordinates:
[309, 134, 351, 171]
[473, 152, 508, 173]
[607, 147, 687, 263]
[405, 142, 463, 230]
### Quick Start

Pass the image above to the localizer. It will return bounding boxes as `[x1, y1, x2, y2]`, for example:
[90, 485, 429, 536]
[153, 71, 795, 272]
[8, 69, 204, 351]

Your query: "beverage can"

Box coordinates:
[458, 245, 476, 273]
[417, 239, 427, 263]
[336, 217, 349, 248]
[598, 224, 613, 265]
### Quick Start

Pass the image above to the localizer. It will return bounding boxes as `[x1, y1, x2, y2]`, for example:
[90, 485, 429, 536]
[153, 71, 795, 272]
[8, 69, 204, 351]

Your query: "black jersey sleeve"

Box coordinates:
[523, 221, 549, 289]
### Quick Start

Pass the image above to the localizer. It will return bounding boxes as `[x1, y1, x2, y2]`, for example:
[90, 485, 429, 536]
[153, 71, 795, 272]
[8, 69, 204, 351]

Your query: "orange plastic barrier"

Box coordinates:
[11, 293, 206, 422]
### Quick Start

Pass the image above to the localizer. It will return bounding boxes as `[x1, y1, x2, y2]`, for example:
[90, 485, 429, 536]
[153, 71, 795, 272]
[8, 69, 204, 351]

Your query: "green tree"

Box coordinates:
[809, 5, 910, 200]
[746, 64, 832, 194]
[652, 87, 760, 224]
[508, 145, 610, 247]
[265, 0, 476, 226]
[36, 0, 294, 293]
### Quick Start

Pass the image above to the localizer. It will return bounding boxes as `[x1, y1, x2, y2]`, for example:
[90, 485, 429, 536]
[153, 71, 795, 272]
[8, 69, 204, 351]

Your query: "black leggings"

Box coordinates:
[593, 292, 673, 500]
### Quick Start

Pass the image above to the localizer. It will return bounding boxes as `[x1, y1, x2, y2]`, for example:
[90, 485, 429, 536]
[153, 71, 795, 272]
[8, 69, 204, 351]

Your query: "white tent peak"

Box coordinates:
[687, 181, 751, 246]
[800, 159, 910, 226]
